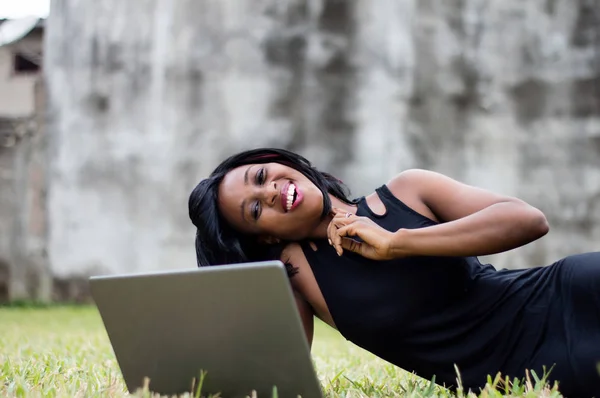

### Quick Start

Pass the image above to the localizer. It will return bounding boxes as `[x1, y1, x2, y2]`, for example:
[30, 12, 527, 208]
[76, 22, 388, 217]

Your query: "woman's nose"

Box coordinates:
[265, 181, 278, 207]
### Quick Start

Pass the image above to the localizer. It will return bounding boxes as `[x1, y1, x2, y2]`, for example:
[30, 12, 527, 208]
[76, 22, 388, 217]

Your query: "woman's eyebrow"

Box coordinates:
[244, 166, 253, 185]
[240, 166, 253, 222]
[240, 199, 247, 223]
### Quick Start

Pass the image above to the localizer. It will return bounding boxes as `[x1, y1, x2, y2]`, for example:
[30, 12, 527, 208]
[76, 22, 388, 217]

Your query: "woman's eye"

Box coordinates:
[256, 168, 266, 185]
[252, 202, 261, 220]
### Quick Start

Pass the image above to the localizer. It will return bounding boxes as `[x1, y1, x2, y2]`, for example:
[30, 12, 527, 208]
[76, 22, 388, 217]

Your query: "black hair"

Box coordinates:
[188, 148, 357, 276]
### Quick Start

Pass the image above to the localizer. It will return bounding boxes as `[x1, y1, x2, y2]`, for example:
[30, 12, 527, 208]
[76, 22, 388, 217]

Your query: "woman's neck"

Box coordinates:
[308, 195, 358, 239]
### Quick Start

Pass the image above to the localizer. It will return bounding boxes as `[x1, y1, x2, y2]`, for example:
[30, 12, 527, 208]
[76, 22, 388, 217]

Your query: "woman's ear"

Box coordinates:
[258, 235, 280, 245]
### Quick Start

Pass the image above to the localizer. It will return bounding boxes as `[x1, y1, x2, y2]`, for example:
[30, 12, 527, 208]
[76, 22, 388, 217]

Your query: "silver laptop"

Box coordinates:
[90, 260, 324, 398]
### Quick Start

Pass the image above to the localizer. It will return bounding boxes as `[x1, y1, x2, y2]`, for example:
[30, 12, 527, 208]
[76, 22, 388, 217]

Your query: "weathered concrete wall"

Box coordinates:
[0, 26, 46, 301]
[0, 77, 50, 302]
[0, 119, 17, 300]
[403, 0, 600, 268]
[44, 0, 599, 288]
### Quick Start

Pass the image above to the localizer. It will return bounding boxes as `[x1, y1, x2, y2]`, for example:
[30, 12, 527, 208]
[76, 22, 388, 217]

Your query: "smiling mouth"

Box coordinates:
[285, 183, 297, 211]
[282, 182, 300, 212]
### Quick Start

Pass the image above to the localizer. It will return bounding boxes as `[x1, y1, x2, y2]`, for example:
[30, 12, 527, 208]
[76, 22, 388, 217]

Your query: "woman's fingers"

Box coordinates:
[333, 222, 366, 256]
[340, 237, 364, 255]
[332, 208, 352, 219]
[336, 220, 393, 260]
[332, 226, 343, 255]
[327, 217, 344, 255]
[327, 220, 339, 251]
[336, 223, 361, 243]
[328, 209, 396, 260]
[326, 217, 334, 244]
[329, 209, 385, 257]
[328, 209, 356, 255]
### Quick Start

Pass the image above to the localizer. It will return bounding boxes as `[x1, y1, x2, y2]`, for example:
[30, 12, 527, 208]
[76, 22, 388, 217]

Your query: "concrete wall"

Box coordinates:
[42, 0, 600, 289]
[0, 78, 50, 301]
[0, 122, 16, 299]
[0, 25, 47, 301]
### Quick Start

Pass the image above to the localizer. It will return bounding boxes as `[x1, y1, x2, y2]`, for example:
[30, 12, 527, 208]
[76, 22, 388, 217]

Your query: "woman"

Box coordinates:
[188, 148, 600, 397]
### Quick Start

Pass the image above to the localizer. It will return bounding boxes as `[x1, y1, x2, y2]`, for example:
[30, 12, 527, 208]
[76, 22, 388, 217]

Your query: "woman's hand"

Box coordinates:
[327, 208, 404, 260]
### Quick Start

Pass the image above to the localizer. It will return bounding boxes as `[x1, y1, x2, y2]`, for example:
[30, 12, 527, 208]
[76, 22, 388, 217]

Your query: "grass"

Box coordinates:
[0, 305, 563, 397]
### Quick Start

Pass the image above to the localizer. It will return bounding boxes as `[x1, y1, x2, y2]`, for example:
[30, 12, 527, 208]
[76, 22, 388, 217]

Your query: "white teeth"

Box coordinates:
[286, 184, 295, 211]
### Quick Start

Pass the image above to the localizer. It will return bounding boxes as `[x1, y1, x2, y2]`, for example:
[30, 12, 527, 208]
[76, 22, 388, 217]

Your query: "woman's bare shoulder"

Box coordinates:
[280, 242, 315, 288]
[360, 169, 440, 221]
[281, 242, 308, 270]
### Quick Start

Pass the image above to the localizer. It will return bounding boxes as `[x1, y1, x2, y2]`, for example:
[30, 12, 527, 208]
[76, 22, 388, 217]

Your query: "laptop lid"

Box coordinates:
[90, 260, 324, 398]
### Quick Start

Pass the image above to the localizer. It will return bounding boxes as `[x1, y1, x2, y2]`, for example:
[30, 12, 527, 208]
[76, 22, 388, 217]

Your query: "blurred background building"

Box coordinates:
[0, 0, 599, 302]
[0, 16, 47, 301]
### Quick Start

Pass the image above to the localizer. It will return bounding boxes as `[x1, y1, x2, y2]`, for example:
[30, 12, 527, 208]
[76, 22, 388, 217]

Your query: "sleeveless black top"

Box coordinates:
[299, 185, 600, 395]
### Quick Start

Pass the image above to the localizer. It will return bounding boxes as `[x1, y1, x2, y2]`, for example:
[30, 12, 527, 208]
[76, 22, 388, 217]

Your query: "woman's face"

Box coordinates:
[217, 162, 325, 241]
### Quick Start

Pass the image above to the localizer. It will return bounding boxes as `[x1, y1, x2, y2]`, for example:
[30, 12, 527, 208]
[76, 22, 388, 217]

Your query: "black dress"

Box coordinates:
[300, 185, 600, 397]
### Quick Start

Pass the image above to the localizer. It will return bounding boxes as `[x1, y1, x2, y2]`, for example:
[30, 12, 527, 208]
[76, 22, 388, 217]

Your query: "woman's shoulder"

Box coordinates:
[362, 169, 440, 221]
[281, 242, 310, 265]
[280, 241, 323, 278]
[384, 168, 434, 195]
[364, 169, 431, 205]
[279, 243, 322, 299]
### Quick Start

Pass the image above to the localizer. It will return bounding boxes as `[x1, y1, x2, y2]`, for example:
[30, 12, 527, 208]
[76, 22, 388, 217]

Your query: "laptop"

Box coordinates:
[90, 260, 324, 398]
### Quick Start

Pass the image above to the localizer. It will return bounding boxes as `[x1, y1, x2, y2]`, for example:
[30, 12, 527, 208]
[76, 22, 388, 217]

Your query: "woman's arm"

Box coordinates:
[293, 290, 314, 347]
[387, 169, 549, 257]
[281, 245, 315, 347]
[329, 169, 549, 259]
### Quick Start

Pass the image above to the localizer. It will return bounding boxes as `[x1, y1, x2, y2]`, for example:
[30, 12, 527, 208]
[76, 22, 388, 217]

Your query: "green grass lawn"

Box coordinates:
[0, 306, 561, 397]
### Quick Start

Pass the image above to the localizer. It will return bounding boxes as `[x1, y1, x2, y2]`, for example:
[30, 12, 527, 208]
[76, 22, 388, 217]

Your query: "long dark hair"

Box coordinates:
[188, 148, 357, 276]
